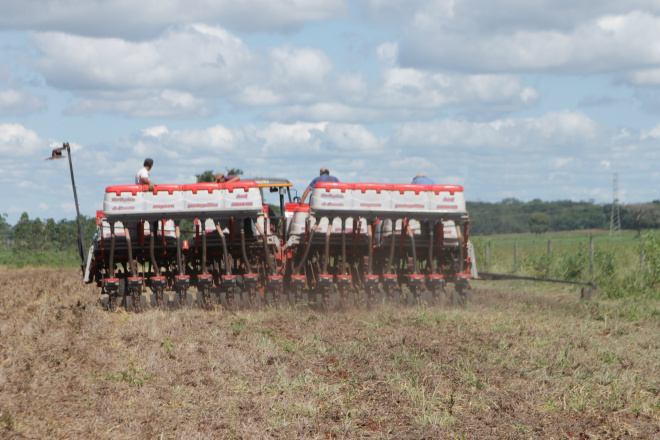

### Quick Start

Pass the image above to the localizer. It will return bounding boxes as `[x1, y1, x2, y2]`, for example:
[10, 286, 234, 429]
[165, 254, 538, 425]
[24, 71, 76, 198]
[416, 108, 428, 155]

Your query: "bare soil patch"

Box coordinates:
[1, 269, 659, 439]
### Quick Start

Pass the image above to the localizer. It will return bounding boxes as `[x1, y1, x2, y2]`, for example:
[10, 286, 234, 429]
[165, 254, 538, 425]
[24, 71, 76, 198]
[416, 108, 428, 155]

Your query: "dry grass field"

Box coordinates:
[1, 268, 660, 439]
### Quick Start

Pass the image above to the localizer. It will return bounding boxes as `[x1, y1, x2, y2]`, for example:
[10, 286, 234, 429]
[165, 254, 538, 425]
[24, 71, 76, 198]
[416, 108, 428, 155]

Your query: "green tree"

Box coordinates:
[625, 203, 659, 237]
[196, 168, 244, 183]
[44, 218, 57, 253]
[56, 219, 75, 250]
[529, 212, 550, 234]
[13, 212, 32, 259]
[31, 218, 45, 253]
[0, 213, 9, 249]
[84, 216, 98, 247]
[196, 170, 215, 183]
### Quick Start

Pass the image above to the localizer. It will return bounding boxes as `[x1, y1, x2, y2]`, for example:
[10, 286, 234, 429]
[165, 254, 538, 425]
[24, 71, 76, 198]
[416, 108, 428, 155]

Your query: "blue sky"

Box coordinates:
[1, 0, 659, 224]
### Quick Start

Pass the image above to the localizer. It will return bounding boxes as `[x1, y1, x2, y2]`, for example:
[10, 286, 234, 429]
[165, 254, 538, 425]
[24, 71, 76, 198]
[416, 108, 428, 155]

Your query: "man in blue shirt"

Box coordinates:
[412, 174, 435, 185]
[300, 166, 339, 203]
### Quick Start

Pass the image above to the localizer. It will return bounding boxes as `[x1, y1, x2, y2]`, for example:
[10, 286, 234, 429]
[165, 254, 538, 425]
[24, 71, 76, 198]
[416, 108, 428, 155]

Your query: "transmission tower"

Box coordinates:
[610, 173, 621, 239]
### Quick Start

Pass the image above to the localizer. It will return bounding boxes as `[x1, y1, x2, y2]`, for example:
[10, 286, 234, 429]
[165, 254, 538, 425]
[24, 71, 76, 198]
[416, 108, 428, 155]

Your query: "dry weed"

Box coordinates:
[1, 269, 659, 439]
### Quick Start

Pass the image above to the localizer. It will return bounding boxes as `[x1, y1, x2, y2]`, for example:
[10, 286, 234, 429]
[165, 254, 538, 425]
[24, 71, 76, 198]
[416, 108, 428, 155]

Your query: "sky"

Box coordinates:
[1, 0, 659, 224]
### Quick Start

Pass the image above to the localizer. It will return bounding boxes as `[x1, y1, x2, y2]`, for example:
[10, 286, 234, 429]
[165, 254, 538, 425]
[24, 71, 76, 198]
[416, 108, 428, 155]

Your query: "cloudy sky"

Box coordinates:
[1, 0, 659, 224]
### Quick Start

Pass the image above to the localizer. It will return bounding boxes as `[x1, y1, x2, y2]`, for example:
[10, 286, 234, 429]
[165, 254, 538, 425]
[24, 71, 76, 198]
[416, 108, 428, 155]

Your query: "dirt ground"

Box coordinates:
[1, 268, 659, 439]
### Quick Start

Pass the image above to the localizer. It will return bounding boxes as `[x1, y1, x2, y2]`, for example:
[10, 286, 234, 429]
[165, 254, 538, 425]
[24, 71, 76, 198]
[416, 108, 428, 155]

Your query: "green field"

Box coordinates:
[0, 248, 82, 269]
[472, 229, 642, 274]
[470, 229, 660, 316]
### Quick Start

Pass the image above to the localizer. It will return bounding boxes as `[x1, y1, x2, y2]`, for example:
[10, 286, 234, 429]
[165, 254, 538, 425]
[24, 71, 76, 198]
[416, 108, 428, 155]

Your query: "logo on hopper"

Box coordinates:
[187, 203, 219, 208]
[236, 194, 248, 199]
[437, 204, 458, 210]
[231, 202, 253, 207]
[112, 197, 135, 202]
[395, 204, 424, 209]
[154, 204, 175, 209]
[443, 197, 454, 202]
[112, 206, 135, 211]
[322, 202, 344, 207]
[320, 194, 344, 199]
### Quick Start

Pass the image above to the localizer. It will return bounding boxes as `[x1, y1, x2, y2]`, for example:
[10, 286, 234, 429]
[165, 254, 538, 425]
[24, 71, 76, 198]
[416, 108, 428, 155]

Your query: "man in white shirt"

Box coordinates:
[136, 158, 155, 190]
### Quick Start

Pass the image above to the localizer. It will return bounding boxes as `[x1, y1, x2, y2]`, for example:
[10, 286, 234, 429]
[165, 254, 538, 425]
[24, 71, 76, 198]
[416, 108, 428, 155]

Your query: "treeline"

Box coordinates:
[468, 198, 660, 235]
[0, 212, 98, 267]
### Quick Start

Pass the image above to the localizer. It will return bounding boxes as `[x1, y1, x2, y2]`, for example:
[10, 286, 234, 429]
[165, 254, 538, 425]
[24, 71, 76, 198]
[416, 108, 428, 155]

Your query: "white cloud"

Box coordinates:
[258, 66, 539, 122]
[360, 0, 660, 35]
[39, 203, 49, 210]
[0, 88, 46, 116]
[27, 22, 540, 121]
[233, 46, 335, 107]
[360, 1, 660, 79]
[322, 123, 383, 151]
[641, 124, 660, 140]
[376, 42, 398, 65]
[33, 26, 254, 93]
[259, 122, 328, 149]
[236, 85, 283, 107]
[0, 67, 46, 117]
[391, 110, 598, 153]
[0, 123, 44, 156]
[142, 126, 170, 137]
[65, 91, 216, 119]
[31, 25, 254, 118]
[168, 125, 237, 151]
[376, 67, 539, 110]
[549, 157, 572, 169]
[269, 46, 334, 88]
[623, 69, 660, 86]
[0, 0, 346, 37]
[260, 103, 398, 123]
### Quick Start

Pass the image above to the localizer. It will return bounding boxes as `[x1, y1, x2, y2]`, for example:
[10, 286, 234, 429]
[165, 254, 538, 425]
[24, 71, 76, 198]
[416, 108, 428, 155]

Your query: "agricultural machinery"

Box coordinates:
[84, 178, 477, 311]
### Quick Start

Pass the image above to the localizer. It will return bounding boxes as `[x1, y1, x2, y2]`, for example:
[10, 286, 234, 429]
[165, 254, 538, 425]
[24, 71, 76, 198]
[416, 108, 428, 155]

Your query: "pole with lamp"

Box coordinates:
[46, 142, 87, 274]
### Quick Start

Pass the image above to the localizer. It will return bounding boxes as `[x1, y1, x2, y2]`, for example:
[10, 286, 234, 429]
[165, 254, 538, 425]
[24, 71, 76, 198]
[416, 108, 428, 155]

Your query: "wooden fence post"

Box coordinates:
[641, 237, 645, 268]
[589, 234, 594, 277]
[514, 241, 518, 270]
[547, 239, 552, 253]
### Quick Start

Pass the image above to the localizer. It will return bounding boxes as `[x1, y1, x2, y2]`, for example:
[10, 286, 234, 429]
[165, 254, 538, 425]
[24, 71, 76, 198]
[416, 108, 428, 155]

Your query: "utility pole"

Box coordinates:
[610, 173, 621, 240]
[46, 143, 87, 273]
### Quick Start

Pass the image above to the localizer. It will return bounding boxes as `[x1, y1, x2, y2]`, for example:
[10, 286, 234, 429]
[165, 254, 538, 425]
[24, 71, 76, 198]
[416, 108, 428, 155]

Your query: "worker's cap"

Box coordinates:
[320, 166, 329, 174]
[415, 173, 425, 178]
[214, 173, 224, 182]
